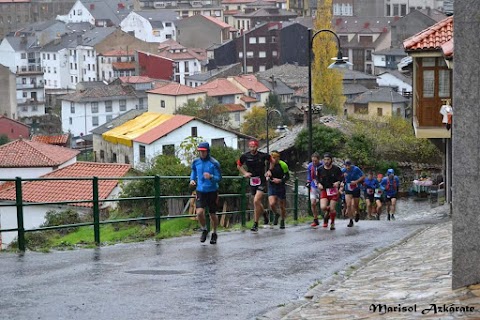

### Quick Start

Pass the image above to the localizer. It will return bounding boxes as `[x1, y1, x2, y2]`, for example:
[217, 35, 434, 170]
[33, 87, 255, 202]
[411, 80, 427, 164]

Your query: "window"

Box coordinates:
[393, 4, 399, 16]
[91, 102, 99, 113]
[119, 99, 126, 111]
[22, 78, 26, 84]
[92, 116, 99, 126]
[271, 36, 277, 43]
[386, 4, 391, 16]
[354, 105, 368, 114]
[70, 102, 75, 113]
[69, 117, 73, 125]
[239, 52, 243, 58]
[165, 22, 172, 27]
[22, 92, 27, 98]
[422, 70, 435, 98]
[21, 53, 26, 59]
[400, 4, 407, 16]
[105, 100, 112, 112]
[211, 138, 224, 147]
[259, 51, 266, 58]
[365, 50, 372, 61]
[185, 61, 189, 73]
[106, 115, 112, 122]
[377, 108, 383, 116]
[246, 51, 254, 58]
[43, 53, 46, 59]
[139, 145, 146, 162]
[249, 37, 256, 44]
[162, 144, 175, 155]
[246, 66, 253, 73]
[191, 127, 197, 137]
[124, 155, 130, 164]
[438, 70, 451, 97]
[396, 108, 402, 117]
[112, 153, 117, 163]
[258, 37, 266, 44]
[272, 51, 278, 57]
[161, 100, 165, 108]
[53, 54, 56, 60]
[234, 112, 240, 122]
[259, 66, 266, 71]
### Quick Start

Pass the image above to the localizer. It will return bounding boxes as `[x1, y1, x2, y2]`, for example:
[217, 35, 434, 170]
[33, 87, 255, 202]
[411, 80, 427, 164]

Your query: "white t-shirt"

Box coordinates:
[439, 104, 453, 123]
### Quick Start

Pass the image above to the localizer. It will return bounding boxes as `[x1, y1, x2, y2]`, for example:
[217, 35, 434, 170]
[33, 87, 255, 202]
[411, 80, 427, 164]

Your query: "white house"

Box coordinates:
[60, 84, 144, 137]
[0, 35, 46, 118]
[0, 162, 130, 248]
[57, 0, 134, 27]
[376, 70, 412, 96]
[100, 112, 252, 167]
[98, 49, 136, 82]
[120, 10, 179, 43]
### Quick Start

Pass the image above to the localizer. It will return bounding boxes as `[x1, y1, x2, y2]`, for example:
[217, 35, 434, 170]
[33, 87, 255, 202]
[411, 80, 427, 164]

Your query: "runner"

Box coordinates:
[380, 169, 400, 221]
[316, 153, 343, 230]
[343, 159, 365, 227]
[267, 151, 289, 229]
[306, 152, 322, 227]
[363, 171, 379, 219]
[374, 173, 384, 220]
[189, 142, 222, 244]
[237, 139, 273, 232]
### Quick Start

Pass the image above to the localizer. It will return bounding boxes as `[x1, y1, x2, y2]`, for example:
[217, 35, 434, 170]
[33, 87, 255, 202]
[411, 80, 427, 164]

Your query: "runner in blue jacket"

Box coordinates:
[190, 142, 222, 244]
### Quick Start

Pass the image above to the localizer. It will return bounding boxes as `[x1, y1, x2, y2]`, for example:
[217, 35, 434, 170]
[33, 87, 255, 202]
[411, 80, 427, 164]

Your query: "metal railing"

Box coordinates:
[0, 176, 301, 252]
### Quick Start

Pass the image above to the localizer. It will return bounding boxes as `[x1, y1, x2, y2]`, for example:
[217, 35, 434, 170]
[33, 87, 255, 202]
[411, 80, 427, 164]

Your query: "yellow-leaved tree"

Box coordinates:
[312, 0, 345, 115]
[241, 106, 267, 139]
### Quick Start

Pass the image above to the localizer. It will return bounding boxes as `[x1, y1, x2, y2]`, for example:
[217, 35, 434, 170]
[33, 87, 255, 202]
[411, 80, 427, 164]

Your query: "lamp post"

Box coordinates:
[307, 28, 352, 158]
[266, 108, 282, 155]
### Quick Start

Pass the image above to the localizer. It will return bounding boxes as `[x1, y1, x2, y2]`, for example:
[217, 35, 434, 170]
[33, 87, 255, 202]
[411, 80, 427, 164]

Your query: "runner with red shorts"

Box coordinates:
[316, 153, 343, 230]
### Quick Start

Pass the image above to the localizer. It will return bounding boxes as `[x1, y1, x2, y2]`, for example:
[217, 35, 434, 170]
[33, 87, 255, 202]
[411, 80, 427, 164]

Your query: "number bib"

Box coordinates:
[367, 188, 374, 195]
[374, 189, 383, 198]
[346, 182, 357, 191]
[326, 188, 338, 196]
[250, 177, 261, 186]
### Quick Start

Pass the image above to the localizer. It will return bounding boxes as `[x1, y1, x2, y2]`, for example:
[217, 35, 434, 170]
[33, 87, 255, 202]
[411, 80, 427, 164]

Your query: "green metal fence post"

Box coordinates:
[154, 175, 161, 234]
[294, 177, 299, 221]
[241, 177, 247, 227]
[15, 177, 25, 251]
[93, 176, 100, 245]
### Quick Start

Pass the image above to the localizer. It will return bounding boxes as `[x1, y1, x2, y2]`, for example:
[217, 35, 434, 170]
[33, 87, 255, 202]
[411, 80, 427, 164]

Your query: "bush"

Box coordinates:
[295, 125, 347, 157]
[42, 209, 81, 235]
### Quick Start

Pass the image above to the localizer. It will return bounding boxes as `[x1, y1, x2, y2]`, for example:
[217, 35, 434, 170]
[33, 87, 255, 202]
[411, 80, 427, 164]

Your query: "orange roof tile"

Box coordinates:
[112, 61, 136, 70]
[441, 38, 453, 58]
[224, 104, 247, 112]
[201, 15, 231, 29]
[31, 134, 69, 145]
[197, 78, 244, 96]
[232, 75, 270, 93]
[134, 115, 194, 144]
[100, 49, 134, 57]
[147, 82, 207, 96]
[119, 76, 156, 84]
[0, 162, 131, 207]
[240, 95, 258, 103]
[404, 16, 453, 53]
[0, 139, 79, 168]
[224, 10, 240, 15]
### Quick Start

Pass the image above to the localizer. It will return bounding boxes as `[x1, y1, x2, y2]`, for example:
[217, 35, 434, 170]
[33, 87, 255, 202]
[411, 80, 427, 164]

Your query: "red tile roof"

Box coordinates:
[31, 134, 69, 146]
[134, 115, 194, 144]
[240, 95, 258, 103]
[441, 39, 453, 58]
[404, 16, 453, 53]
[112, 61, 136, 70]
[201, 15, 231, 29]
[197, 78, 244, 96]
[0, 115, 29, 129]
[147, 82, 207, 96]
[100, 49, 134, 57]
[119, 76, 156, 84]
[224, 104, 246, 112]
[0, 139, 79, 168]
[224, 10, 240, 15]
[232, 75, 270, 93]
[0, 162, 131, 207]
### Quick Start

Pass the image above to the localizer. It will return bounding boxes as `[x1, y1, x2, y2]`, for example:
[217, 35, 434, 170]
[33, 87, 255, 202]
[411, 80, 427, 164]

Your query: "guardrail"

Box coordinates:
[0, 176, 300, 252]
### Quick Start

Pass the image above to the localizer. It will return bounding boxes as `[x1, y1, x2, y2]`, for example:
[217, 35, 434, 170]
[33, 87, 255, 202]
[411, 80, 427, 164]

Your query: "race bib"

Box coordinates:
[367, 188, 374, 195]
[346, 182, 357, 191]
[326, 188, 338, 196]
[374, 189, 383, 197]
[250, 177, 261, 186]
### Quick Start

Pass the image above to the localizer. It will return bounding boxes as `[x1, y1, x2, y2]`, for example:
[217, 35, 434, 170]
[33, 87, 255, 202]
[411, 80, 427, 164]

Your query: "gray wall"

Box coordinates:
[177, 17, 223, 49]
[452, 0, 480, 289]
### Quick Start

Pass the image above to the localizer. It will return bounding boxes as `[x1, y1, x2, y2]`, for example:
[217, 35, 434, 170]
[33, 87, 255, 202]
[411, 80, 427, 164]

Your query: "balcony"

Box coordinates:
[17, 99, 45, 106]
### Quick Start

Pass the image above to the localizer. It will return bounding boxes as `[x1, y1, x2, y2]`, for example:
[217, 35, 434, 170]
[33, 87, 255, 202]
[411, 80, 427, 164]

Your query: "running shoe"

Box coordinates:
[251, 223, 258, 232]
[273, 214, 280, 225]
[322, 220, 328, 228]
[210, 233, 217, 244]
[263, 212, 269, 225]
[280, 220, 285, 229]
[311, 219, 319, 228]
[354, 213, 360, 222]
[391, 214, 395, 220]
[387, 213, 391, 221]
[347, 219, 354, 227]
[200, 229, 209, 243]
[330, 223, 335, 230]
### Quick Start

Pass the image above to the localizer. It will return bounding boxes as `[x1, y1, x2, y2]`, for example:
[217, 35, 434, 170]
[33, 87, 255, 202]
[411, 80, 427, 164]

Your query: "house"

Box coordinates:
[344, 87, 409, 119]
[0, 139, 79, 182]
[259, 76, 294, 104]
[376, 70, 412, 96]
[57, 0, 134, 27]
[0, 116, 30, 140]
[98, 49, 136, 82]
[60, 83, 145, 137]
[147, 82, 207, 114]
[136, 0, 223, 19]
[371, 48, 408, 74]
[196, 78, 244, 105]
[0, 65, 18, 119]
[184, 63, 242, 88]
[157, 40, 208, 84]
[403, 15, 452, 139]
[385, 0, 447, 17]
[31, 134, 70, 147]
[176, 14, 236, 50]
[120, 10, 179, 43]
[222, 104, 247, 129]
[0, 161, 130, 248]
[100, 112, 252, 166]
[136, 51, 175, 81]
[233, 7, 298, 31]
[229, 74, 270, 108]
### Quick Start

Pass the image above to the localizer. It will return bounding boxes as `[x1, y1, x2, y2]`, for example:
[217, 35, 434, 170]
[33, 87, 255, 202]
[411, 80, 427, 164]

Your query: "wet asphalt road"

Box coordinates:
[0, 200, 448, 320]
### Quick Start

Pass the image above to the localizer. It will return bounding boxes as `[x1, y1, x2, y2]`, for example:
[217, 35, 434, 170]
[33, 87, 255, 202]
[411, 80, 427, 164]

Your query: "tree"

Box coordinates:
[177, 136, 205, 165]
[265, 93, 290, 127]
[312, 0, 345, 115]
[175, 97, 229, 127]
[0, 134, 9, 146]
[295, 124, 346, 157]
[241, 106, 266, 139]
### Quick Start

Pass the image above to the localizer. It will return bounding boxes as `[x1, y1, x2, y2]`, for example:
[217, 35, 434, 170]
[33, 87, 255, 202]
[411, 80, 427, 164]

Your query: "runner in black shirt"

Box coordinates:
[316, 153, 343, 230]
[237, 139, 273, 232]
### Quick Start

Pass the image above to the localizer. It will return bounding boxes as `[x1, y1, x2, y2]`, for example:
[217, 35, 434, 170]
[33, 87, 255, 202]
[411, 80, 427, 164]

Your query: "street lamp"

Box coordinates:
[266, 108, 282, 155]
[307, 28, 352, 158]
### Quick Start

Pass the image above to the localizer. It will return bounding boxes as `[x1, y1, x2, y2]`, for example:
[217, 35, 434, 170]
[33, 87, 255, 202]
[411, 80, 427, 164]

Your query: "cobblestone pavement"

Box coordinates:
[276, 219, 480, 319]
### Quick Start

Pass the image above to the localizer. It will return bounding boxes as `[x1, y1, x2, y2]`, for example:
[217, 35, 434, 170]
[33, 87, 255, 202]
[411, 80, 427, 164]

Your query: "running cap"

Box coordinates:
[344, 159, 352, 165]
[197, 142, 210, 151]
[323, 152, 333, 159]
[387, 168, 394, 175]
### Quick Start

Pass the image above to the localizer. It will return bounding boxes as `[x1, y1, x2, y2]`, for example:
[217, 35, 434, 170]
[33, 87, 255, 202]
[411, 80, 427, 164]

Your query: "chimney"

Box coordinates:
[20, 34, 27, 44]
[336, 18, 342, 26]
[77, 34, 83, 45]
[90, 3, 95, 10]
